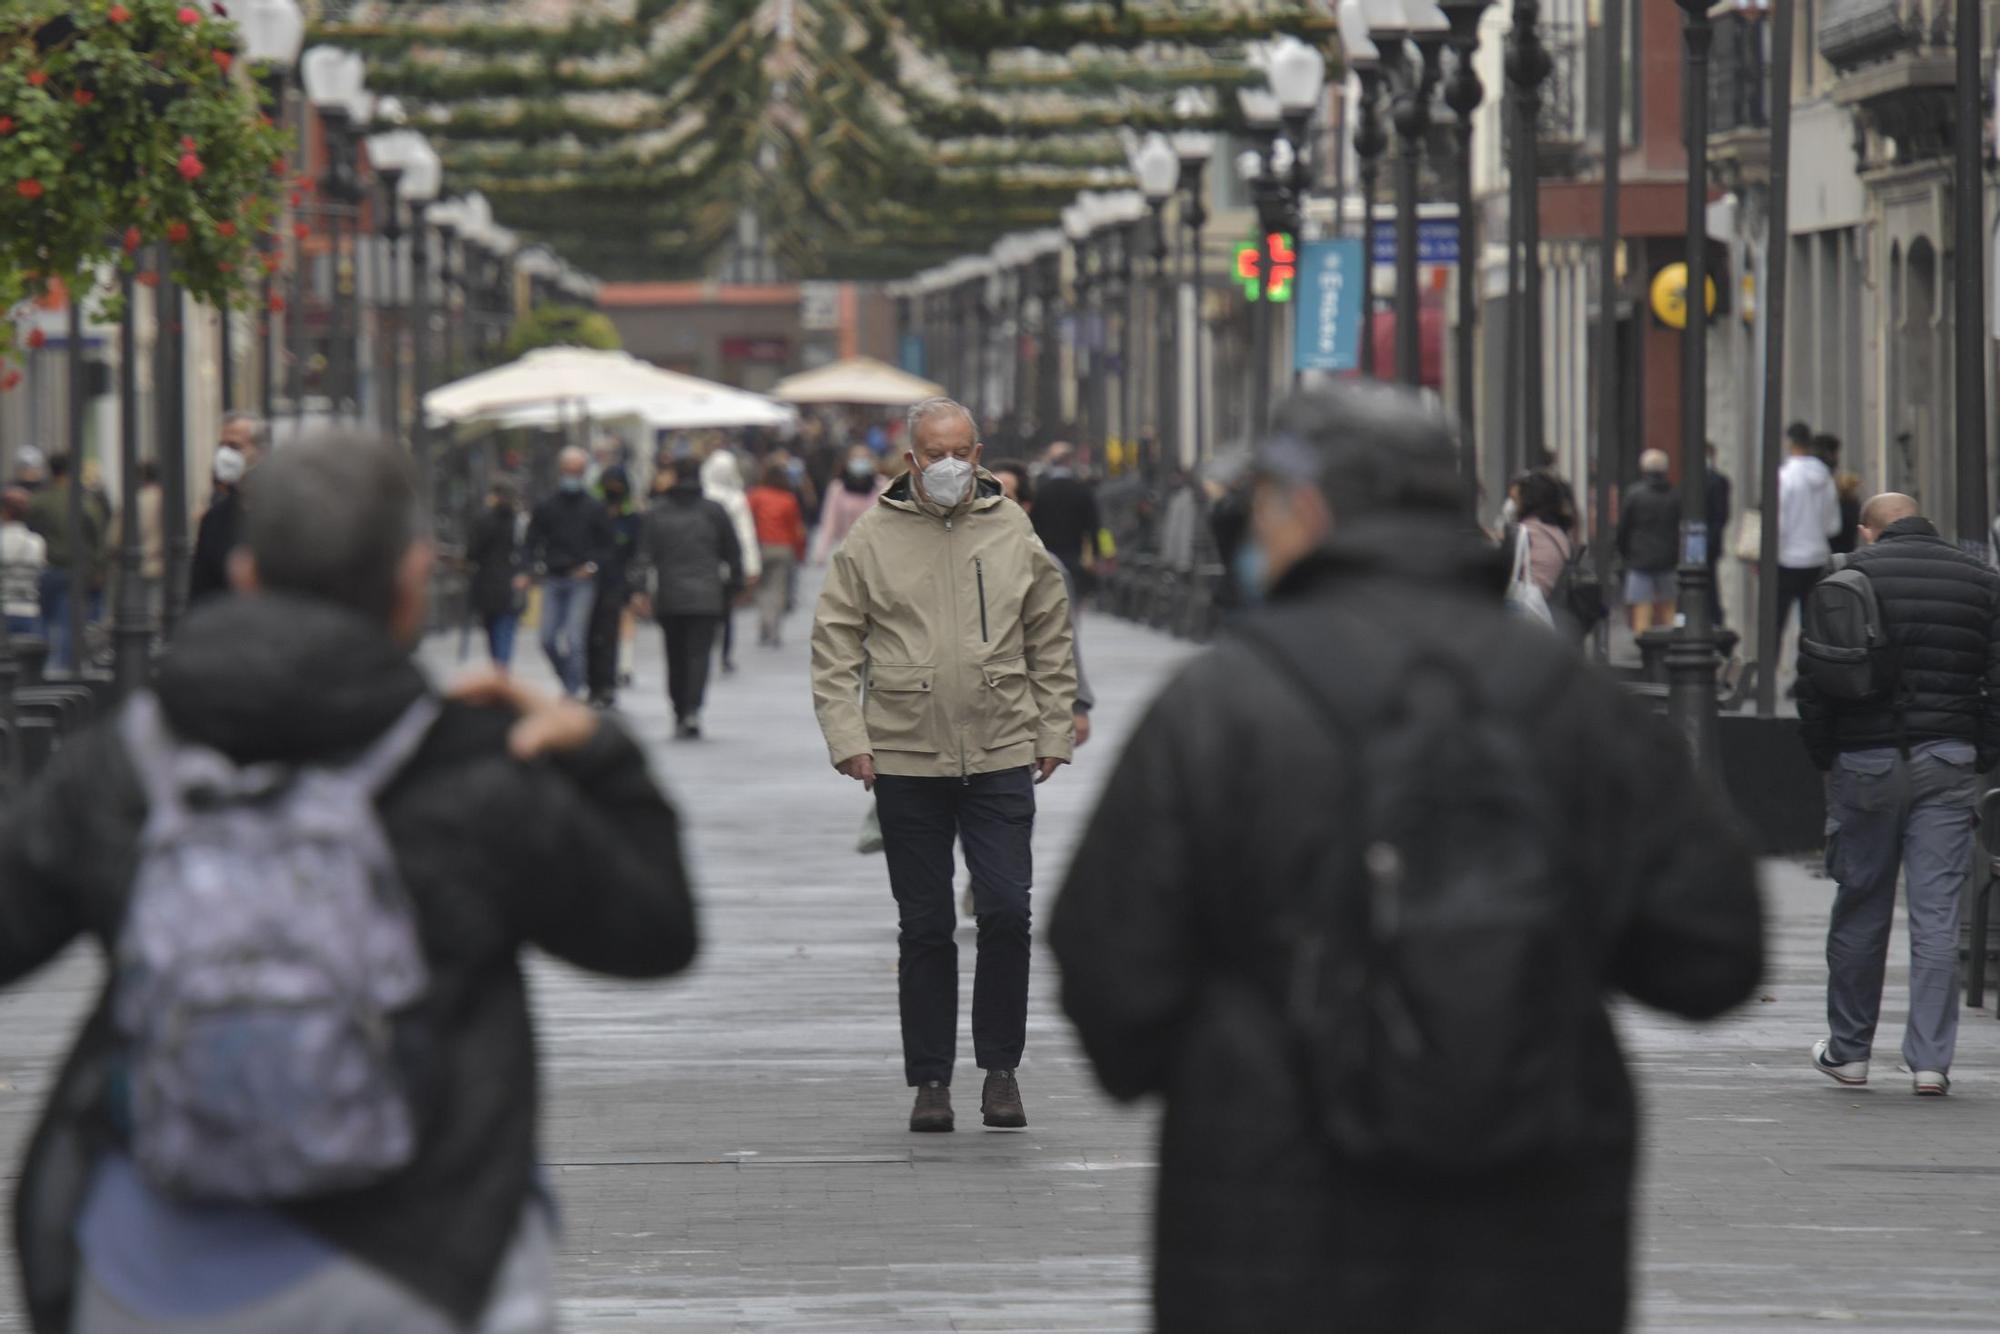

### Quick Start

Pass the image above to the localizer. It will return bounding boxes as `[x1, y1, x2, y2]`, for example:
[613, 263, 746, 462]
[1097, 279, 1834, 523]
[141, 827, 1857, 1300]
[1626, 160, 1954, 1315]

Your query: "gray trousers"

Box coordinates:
[1824, 741, 1979, 1074]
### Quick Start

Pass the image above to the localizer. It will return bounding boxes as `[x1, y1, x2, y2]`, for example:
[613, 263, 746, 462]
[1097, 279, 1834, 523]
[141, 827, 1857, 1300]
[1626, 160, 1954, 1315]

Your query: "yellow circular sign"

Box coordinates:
[1650, 263, 1719, 329]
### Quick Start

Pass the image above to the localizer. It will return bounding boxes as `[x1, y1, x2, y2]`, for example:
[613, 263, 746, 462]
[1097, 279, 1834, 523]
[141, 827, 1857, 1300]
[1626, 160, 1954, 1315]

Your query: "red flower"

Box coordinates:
[262, 252, 281, 273]
[27, 71, 47, 88]
[213, 50, 233, 73]
[137, 271, 160, 288]
[218, 261, 233, 273]
[177, 153, 204, 181]
[0, 117, 13, 135]
[177, 6, 201, 24]
[109, 4, 132, 20]
[268, 293, 286, 313]
[15, 179, 43, 201]
[166, 221, 190, 244]
[293, 221, 309, 239]
[182, 137, 197, 152]
[289, 190, 302, 207]
[0, 372, 21, 393]
[123, 226, 142, 252]
[73, 89, 94, 106]
[216, 220, 237, 238]
[25, 329, 46, 350]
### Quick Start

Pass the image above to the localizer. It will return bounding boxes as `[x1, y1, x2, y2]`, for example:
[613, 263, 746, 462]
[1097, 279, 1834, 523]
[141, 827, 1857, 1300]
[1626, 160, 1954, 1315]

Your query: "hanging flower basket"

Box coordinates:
[0, 0, 288, 371]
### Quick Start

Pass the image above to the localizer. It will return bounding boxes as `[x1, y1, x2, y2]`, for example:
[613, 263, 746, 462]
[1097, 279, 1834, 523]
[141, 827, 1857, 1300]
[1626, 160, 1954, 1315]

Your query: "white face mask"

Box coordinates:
[917, 456, 974, 508]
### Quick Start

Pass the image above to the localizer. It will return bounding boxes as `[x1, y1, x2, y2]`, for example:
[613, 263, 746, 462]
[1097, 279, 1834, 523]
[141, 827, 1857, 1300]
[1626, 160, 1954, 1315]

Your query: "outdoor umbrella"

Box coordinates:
[770, 356, 946, 406]
[424, 347, 697, 426]
[490, 367, 796, 432]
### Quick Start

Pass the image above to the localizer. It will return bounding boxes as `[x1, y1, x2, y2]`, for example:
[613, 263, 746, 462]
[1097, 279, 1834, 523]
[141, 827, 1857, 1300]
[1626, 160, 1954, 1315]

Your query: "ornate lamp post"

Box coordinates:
[1440, 0, 1494, 464]
[1135, 133, 1182, 475]
[302, 47, 367, 424]
[1504, 0, 1553, 471]
[241, 0, 304, 423]
[400, 137, 442, 519]
[1339, 1, 1388, 378]
[365, 121, 426, 448]
[1269, 35, 1328, 396]
[1172, 89, 1216, 462]
[1033, 234, 1064, 447]
[1062, 198, 1095, 448]
[1236, 88, 1283, 435]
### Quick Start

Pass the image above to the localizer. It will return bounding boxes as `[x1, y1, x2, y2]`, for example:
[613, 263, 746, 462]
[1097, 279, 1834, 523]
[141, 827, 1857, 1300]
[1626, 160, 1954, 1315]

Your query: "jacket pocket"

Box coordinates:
[1832, 749, 1900, 814]
[864, 663, 939, 755]
[978, 656, 1036, 751]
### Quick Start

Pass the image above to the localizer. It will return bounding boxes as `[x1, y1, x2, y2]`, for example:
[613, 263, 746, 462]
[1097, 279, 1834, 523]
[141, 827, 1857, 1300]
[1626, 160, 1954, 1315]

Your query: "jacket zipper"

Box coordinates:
[975, 557, 989, 642]
[943, 514, 968, 782]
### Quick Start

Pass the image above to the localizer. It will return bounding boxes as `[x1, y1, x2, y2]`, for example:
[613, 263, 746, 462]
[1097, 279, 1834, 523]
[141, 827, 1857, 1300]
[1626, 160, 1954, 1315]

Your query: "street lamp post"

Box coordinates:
[1063, 201, 1095, 448]
[1035, 241, 1064, 447]
[155, 251, 190, 641]
[1238, 89, 1282, 435]
[1135, 133, 1182, 476]
[1173, 90, 1216, 462]
[113, 265, 150, 694]
[1505, 0, 1553, 470]
[400, 138, 442, 521]
[1441, 0, 1494, 466]
[1339, 3, 1389, 379]
[303, 47, 368, 424]
[1375, 4, 1448, 388]
[1666, 0, 1719, 770]
[245, 0, 305, 432]
[1953, 0, 1988, 551]
[1269, 35, 1329, 397]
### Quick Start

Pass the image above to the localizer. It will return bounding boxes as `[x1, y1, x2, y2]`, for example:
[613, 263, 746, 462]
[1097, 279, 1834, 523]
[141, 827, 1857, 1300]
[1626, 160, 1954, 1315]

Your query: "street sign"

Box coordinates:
[1370, 219, 1460, 266]
[1293, 239, 1366, 373]
[899, 332, 925, 377]
[1233, 232, 1296, 302]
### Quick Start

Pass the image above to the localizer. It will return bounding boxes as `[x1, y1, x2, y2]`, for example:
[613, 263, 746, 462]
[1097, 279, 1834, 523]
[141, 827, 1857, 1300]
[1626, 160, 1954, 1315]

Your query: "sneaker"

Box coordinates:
[981, 1068, 1027, 1129]
[1913, 1070, 1950, 1097]
[909, 1081, 954, 1133]
[674, 718, 703, 741]
[1812, 1038, 1869, 1086]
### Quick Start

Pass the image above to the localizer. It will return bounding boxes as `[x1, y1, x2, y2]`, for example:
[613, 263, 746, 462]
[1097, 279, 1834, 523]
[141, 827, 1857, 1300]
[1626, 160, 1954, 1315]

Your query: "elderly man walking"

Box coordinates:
[811, 397, 1077, 1133]
[527, 447, 614, 698]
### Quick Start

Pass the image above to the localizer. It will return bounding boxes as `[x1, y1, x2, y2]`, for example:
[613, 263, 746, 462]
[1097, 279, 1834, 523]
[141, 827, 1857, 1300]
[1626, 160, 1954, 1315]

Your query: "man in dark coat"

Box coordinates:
[1051, 384, 1763, 1334]
[525, 446, 615, 699]
[1615, 447, 1682, 634]
[1030, 442, 1100, 587]
[632, 451, 743, 740]
[0, 435, 698, 1333]
[1798, 492, 2000, 1097]
[584, 466, 643, 709]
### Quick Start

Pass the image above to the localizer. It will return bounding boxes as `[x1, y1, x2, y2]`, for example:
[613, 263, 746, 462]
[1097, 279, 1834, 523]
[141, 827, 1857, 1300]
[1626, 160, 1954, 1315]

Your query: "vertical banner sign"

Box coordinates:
[1294, 239, 1365, 373]
[899, 332, 926, 377]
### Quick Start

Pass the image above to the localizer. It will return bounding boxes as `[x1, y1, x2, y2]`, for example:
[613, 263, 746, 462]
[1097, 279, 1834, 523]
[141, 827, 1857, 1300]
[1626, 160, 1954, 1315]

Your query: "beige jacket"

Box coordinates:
[811, 471, 1077, 779]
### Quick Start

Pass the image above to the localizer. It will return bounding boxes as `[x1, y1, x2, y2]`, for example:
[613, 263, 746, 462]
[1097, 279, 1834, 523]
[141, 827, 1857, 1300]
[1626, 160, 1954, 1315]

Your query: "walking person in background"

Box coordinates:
[1816, 434, 1862, 557]
[527, 447, 613, 699]
[748, 461, 808, 650]
[633, 450, 744, 740]
[700, 449, 762, 675]
[467, 480, 528, 671]
[1777, 421, 1841, 637]
[28, 452, 107, 669]
[1509, 468, 1578, 602]
[0, 487, 48, 639]
[1616, 449, 1681, 634]
[1706, 443, 1732, 628]
[586, 467, 643, 709]
[1030, 442, 1101, 593]
[1799, 493, 2000, 1098]
[812, 445, 886, 565]
[811, 398, 1076, 1134]
[1053, 384, 1762, 1333]
[991, 459, 1096, 746]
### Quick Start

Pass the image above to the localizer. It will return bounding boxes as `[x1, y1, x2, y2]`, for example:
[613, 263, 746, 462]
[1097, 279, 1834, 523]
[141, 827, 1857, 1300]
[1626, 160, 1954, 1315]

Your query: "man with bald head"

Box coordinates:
[1800, 492, 2000, 1097]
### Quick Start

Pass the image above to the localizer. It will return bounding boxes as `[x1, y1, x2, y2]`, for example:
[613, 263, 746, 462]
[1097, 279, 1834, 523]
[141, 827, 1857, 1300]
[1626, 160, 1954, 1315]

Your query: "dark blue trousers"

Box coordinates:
[874, 766, 1035, 1087]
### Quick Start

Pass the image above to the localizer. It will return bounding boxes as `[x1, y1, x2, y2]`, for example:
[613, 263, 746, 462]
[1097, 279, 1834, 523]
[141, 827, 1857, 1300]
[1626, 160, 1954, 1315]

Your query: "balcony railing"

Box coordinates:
[1711, 10, 1771, 137]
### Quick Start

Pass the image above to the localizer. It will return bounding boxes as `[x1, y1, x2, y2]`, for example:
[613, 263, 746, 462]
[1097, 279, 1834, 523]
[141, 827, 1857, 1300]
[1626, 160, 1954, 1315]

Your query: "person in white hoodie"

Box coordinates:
[0, 487, 48, 639]
[700, 447, 762, 673]
[1777, 420, 1842, 637]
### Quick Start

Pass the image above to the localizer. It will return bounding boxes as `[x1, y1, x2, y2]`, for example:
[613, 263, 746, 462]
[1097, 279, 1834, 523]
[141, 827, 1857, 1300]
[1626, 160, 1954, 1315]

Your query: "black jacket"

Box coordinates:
[187, 487, 241, 605]
[1051, 520, 1762, 1334]
[526, 489, 614, 579]
[1616, 475, 1681, 575]
[634, 480, 743, 618]
[1031, 470, 1100, 576]
[1797, 517, 2000, 768]
[466, 504, 524, 619]
[0, 595, 698, 1332]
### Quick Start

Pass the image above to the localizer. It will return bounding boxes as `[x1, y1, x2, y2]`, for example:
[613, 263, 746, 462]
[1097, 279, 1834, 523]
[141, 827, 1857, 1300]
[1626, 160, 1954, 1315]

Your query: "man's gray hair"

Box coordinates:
[906, 397, 979, 444]
[221, 411, 265, 447]
[241, 432, 421, 624]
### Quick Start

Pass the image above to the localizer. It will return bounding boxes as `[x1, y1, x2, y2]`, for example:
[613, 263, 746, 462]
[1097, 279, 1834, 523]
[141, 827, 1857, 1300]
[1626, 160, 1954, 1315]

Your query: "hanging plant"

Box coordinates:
[0, 0, 288, 368]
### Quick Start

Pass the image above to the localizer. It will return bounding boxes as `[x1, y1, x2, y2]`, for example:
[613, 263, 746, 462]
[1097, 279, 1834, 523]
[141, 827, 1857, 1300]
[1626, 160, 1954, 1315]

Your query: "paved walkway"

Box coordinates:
[0, 587, 1994, 1330]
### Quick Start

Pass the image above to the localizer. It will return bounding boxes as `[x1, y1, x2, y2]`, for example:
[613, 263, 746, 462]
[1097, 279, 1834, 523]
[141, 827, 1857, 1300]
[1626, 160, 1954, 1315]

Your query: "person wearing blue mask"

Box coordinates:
[525, 447, 615, 698]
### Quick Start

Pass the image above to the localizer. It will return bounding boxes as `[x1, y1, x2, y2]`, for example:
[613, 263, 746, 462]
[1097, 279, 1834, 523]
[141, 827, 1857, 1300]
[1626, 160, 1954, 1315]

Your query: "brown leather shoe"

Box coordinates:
[909, 1081, 954, 1133]
[981, 1068, 1027, 1129]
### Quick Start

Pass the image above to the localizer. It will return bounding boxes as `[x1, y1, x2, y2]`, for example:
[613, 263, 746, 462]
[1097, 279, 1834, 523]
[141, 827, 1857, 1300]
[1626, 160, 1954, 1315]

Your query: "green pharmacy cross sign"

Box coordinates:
[1235, 232, 1296, 302]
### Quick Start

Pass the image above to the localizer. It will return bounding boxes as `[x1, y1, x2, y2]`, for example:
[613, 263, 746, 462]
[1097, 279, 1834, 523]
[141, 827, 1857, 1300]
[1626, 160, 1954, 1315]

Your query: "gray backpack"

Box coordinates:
[1800, 558, 1896, 701]
[115, 691, 440, 1203]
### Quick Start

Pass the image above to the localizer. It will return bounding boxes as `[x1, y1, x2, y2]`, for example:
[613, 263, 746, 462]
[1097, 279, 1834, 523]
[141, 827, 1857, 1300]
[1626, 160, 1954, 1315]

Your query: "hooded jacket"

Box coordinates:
[1052, 518, 1762, 1333]
[634, 478, 744, 618]
[699, 452, 763, 583]
[810, 471, 1077, 779]
[0, 594, 698, 1332]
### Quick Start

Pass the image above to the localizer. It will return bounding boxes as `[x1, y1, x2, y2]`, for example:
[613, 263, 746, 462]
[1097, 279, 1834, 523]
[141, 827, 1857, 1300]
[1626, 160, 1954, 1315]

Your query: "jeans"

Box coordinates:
[1778, 564, 1822, 639]
[756, 546, 795, 644]
[538, 576, 595, 696]
[873, 767, 1035, 1086]
[39, 567, 74, 671]
[586, 581, 626, 700]
[484, 613, 520, 669]
[6, 614, 40, 640]
[660, 614, 720, 723]
[1824, 740, 1979, 1074]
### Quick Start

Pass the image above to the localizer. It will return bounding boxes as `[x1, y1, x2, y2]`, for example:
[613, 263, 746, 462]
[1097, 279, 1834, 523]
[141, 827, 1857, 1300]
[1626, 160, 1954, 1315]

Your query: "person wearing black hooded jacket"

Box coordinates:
[1052, 385, 1763, 1334]
[0, 436, 699, 1334]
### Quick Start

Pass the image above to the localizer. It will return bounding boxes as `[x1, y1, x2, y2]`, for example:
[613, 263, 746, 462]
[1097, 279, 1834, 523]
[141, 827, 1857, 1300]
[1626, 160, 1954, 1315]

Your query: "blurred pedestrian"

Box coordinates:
[1777, 421, 1840, 638]
[1615, 448, 1681, 633]
[748, 461, 807, 650]
[812, 445, 885, 565]
[1799, 492, 2000, 1097]
[586, 467, 643, 708]
[0, 433, 696, 1334]
[526, 446, 613, 698]
[1508, 468, 1577, 602]
[12, 446, 46, 492]
[1814, 434, 1862, 557]
[991, 459, 1095, 746]
[467, 479, 528, 670]
[0, 487, 47, 639]
[189, 412, 266, 606]
[700, 449, 762, 676]
[1031, 442, 1101, 591]
[27, 451, 107, 669]
[811, 398, 1076, 1134]
[1052, 383, 1763, 1334]
[632, 451, 744, 739]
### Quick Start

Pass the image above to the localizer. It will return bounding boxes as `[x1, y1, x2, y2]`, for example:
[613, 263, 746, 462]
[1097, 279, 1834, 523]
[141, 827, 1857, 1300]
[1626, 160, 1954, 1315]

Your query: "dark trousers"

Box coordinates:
[1778, 564, 1822, 639]
[659, 614, 719, 722]
[873, 767, 1035, 1086]
[586, 581, 626, 699]
[719, 608, 738, 668]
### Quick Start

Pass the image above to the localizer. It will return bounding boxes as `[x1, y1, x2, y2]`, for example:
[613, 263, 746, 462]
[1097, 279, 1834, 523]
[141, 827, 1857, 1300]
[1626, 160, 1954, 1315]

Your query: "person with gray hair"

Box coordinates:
[812, 394, 1078, 1133]
[1053, 383, 1761, 1332]
[526, 446, 614, 697]
[0, 432, 698, 1333]
[1615, 446, 1682, 634]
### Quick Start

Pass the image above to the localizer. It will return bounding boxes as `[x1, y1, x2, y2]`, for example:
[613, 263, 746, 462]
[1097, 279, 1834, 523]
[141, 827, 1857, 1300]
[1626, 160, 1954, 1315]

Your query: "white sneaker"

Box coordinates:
[1913, 1070, 1950, 1097]
[1812, 1039, 1869, 1086]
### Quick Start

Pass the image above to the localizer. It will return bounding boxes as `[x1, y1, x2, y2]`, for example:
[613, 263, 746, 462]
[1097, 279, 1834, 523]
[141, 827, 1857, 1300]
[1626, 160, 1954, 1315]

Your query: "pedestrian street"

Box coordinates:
[0, 600, 1994, 1330]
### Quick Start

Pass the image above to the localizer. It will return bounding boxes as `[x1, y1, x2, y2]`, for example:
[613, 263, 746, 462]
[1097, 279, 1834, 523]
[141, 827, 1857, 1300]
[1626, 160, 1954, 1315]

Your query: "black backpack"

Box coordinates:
[1237, 616, 1596, 1172]
[1799, 558, 1894, 701]
[1552, 535, 1607, 635]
